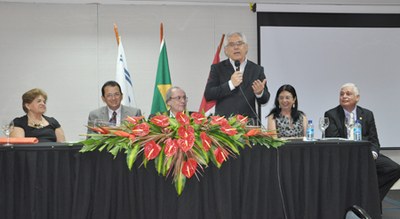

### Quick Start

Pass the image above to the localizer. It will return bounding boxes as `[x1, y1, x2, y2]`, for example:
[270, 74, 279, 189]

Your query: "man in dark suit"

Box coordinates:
[204, 32, 270, 124]
[325, 83, 400, 202]
[87, 80, 142, 134]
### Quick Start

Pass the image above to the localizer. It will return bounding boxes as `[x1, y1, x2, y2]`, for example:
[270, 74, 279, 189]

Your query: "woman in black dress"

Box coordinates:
[10, 88, 65, 142]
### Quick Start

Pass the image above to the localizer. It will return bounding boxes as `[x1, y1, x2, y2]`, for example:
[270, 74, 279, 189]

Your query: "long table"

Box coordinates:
[0, 140, 381, 219]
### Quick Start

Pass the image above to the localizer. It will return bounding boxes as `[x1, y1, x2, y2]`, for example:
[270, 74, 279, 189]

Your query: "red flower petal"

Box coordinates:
[164, 138, 178, 157]
[144, 140, 161, 160]
[176, 112, 190, 126]
[200, 132, 212, 152]
[182, 158, 197, 178]
[191, 112, 206, 124]
[132, 123, 150, 137]
[150, 115, 170, 127]
[236, 114, 248, 125]
[125, 116, 144, 125]
[210, 116, 228, 126]
[177, 136, 194, 152]
[177, 126, 194, 139]
[220, 124, 238, 136]
[214, 147, 228, 164]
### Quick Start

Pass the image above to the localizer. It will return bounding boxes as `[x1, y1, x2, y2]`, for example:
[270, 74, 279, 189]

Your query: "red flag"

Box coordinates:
[198, 34, 225, 115]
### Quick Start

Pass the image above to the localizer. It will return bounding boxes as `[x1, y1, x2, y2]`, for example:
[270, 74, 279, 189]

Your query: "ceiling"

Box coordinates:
[0, 0, 399, 6]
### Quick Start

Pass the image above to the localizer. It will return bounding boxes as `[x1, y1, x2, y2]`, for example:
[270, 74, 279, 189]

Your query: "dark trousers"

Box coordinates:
[376, 153, 400, 201]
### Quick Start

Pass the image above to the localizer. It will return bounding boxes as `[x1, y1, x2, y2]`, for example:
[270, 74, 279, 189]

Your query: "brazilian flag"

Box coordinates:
[151, 23, 172, 114]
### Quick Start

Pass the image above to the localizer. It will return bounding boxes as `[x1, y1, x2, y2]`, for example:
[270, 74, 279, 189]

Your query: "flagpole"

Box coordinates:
[160, 23, 164, 43]
[114, 23, 120, 45]
[217, 34, 225, 53]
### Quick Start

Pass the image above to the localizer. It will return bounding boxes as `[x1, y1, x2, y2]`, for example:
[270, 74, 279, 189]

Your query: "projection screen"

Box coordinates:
[257, 4, 400, 148]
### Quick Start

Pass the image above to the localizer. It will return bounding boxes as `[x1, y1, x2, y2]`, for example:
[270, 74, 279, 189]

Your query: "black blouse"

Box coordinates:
[13, 115, 61, 142]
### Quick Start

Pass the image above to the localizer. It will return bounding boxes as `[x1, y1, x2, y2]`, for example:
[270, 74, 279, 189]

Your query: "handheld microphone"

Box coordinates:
[234, 60, 240, 71]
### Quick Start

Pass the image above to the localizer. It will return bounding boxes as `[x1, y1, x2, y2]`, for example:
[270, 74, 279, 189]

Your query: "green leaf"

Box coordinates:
[109, 145, 120, 157]
[212, 132, 242, 154]
[175, 172, 186, 196]
[126, 144, 140, 170]
[155, 152, 166, 175]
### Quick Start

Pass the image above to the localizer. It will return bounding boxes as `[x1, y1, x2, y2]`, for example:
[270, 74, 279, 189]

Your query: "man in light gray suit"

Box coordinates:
[87, 80, 142, 134]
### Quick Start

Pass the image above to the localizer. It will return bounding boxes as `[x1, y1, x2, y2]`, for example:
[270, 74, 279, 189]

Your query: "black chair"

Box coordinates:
[344, 205, 372, 219]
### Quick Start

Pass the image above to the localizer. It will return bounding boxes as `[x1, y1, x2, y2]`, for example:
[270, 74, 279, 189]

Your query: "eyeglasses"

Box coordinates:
[170, 96, 188, 101]
[227, 41, 245, 47]
[105, 93, 121, 99]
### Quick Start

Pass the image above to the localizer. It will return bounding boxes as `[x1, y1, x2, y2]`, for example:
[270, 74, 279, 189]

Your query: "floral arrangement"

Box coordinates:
[80, 112, 286, 195]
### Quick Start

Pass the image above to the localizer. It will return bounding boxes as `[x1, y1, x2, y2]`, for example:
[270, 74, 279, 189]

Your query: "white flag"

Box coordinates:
[115, 40, 136, 107]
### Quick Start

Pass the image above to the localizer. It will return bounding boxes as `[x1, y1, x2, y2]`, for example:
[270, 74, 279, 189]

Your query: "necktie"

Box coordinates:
[348, 112, 355, 140]
[109, 111, 117, 126]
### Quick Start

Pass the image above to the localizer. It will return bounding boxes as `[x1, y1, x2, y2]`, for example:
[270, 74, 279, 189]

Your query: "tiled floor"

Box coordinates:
[382, 190, 400, 219]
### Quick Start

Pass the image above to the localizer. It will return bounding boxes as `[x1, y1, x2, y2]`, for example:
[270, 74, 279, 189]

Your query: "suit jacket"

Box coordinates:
[87, 105, 142, 134]
[324, 105, 380, 153]
[204, 59, 270, 119]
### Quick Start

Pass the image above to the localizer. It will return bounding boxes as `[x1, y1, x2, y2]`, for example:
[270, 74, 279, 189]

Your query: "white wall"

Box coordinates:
[0, 2, 258, 141]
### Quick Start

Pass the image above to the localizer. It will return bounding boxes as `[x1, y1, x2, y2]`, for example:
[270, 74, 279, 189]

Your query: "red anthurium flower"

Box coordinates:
[214, 147, 229, 164]
[182, 158, 198, 178]
[236, 114, 248, 125]
[177, 135, 195, 152]
[191, 112, 206, 124]
[125, 116, 144, 125]
[177, 126, 194, 139]
[144, 140, 161, 160]
[244, 128, 261, 137]
[164, 138, 178, 157]
[210, 116, 228, 126]
[176, 112, 190, 126]
[150, 115, 170, 127]
[132, 123, 150, 137]
[113, 130, 131, 138]
[200, 132, 212, 152]
[220, 124, 238, 136]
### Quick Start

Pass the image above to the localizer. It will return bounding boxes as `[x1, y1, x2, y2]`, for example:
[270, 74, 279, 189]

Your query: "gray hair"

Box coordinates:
[166, 86, 184, 101]
[341, 83, 360, 96]
[225, 32, 247, 46]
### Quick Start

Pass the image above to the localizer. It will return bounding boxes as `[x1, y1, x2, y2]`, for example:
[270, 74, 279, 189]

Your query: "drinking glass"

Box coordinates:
[319, 117, 330, 139]
[1, 120, 14, 146]
[94, 119, 110, 127]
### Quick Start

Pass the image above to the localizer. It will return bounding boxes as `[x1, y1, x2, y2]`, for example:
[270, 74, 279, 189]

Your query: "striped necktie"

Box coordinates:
[109, 111, 117, 126]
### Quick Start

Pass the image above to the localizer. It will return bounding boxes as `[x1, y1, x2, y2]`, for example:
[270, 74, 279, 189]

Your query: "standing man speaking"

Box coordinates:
[204, 32, 270, 125]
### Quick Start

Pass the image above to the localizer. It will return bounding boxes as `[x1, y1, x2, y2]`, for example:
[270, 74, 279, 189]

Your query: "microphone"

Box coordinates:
[234, 60, 240, 71]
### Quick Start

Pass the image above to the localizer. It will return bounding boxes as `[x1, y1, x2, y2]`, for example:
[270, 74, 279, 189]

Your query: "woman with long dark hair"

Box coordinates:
[266, 84, 307, 138]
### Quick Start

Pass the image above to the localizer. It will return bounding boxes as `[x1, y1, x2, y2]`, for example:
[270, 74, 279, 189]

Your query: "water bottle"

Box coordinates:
[354, 120, 362, 141]
[306, 120, 314, 141]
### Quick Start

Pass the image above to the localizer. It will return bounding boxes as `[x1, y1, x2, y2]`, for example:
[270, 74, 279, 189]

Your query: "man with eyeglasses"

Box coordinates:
[204, 32, 270, 125]
[149, 86, 189, 119]
[87, 80, 142, 133]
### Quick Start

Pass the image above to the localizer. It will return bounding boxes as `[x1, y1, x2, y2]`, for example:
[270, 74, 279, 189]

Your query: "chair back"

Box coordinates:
[344, 205, 372, 219]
